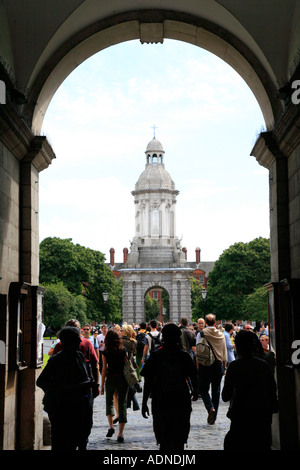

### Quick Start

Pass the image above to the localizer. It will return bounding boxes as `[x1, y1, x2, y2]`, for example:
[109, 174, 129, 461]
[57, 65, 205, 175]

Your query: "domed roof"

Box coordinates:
[133, 135, 177, 194]
[145, 137, 165, 153]
[135, 165, 175, 192]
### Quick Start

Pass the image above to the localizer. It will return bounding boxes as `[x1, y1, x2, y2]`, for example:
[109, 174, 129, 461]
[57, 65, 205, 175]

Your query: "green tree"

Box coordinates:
[242, 286, 268, 322]
[161, 289, 170, 321]
[191, 277, 206, 321]
[40, 237, 122, 326]
[207, 237, 270, 321]
[40, 237, 87, 295]
[145, 293, 160, 322]
[43, 282, 88, 330]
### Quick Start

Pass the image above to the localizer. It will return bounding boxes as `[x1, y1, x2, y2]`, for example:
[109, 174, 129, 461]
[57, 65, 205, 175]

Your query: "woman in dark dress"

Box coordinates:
[36, 326, 93, 450]
[222, 330, 278, 450]
[100, 329, 128, 443]
[141, 323, 198, 452]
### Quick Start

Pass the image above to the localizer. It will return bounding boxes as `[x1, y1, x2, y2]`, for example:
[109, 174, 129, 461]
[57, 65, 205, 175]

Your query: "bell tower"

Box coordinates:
[121, 134, 193, 324]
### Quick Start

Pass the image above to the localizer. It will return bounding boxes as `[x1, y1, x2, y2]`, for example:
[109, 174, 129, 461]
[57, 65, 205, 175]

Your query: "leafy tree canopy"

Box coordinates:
[191, 277, 206, 321]
[40, 237, 122, 328]
[207, 237, 270, 321]
[145, 293, 160, 323]
[242, 286, 268, 323]
[42, 282, 89, 331]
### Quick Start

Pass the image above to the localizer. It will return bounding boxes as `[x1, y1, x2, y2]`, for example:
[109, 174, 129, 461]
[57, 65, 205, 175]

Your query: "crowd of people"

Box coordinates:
[37, 316, 278, 451]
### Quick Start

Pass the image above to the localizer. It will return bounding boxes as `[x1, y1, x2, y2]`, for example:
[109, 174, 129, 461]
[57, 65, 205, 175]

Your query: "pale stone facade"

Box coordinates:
[121, 137, 193, 323]
[0, 0, 300, 450]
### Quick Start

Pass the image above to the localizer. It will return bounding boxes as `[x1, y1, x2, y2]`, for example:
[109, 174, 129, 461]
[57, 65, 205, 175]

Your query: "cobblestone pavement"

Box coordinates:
[43, 341, 230, 452]
[87, 377, 230, 451]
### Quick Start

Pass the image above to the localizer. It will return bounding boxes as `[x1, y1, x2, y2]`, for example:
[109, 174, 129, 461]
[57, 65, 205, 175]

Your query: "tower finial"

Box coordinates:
[151, 123, 158, 137]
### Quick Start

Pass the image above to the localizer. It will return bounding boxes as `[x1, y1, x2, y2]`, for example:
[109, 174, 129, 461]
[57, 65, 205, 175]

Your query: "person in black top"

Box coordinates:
[141, 323, 198, 452]
[101, 330, 128, 443]
[222, 330, 278, 450]
[36, 326, 93, 450]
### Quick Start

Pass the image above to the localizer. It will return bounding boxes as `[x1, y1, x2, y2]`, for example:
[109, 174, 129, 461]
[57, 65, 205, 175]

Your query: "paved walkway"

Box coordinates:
[87, 378, 230, 451]
[43, 340, 230, 452]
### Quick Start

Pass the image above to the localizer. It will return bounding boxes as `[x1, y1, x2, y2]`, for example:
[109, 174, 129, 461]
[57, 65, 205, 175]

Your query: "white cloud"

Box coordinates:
[40, 39, 267, 263]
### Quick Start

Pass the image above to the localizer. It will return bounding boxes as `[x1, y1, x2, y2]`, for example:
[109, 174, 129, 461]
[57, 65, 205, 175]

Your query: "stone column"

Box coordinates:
[18, 136, 55, 450]
[251, 125, 300, 450]
[251, 131, 290, 281]
[20, 136, 56, 285]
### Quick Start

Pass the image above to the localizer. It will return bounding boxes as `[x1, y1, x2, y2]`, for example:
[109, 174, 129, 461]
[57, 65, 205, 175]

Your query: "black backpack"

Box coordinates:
[148, 332, 162, 354]
[136, 331, 146, 354]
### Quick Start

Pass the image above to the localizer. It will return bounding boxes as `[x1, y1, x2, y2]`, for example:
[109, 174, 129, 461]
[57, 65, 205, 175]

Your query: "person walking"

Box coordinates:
[141, 319, 162, 365]
[135, 322, 147, 381]
[121, 323, 140, 411]
[196, 317, 205, 344]
[223, 323, 235, 366]
[53, 319, 99, 396]
[222, 329, 278, 449]
[100, 329, 129, 443]
[97, 324, 108, 374]
[197, 313, 227, 425]
[141, 323, 198, 452]
[179, 317, 196, 357]
[256, 334, 276, 374]
[36, 326, 93, 450]
[92, 329, 100, 359]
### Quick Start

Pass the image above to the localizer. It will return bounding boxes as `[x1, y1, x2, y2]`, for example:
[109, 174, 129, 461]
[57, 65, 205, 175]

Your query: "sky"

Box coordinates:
[39, 39, 269, 264]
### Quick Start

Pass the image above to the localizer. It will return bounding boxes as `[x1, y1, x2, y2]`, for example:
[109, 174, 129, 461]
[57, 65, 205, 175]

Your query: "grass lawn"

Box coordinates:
[43, 354, 49, 368]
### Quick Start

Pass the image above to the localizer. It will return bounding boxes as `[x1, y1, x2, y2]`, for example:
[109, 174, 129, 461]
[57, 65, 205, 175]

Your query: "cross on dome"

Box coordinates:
[151, 123, 158, 137]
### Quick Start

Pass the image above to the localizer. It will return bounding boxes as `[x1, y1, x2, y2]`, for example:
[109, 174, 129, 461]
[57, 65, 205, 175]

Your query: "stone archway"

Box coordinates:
[28, 12, 279, 135]
[1, 2, 299, 451]
[121, 268, 193, 325]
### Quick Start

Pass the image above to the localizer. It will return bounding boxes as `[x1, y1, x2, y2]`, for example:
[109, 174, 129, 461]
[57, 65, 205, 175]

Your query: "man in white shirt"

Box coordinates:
[97, 324, 108, 373]
[196, 317, 205, 344]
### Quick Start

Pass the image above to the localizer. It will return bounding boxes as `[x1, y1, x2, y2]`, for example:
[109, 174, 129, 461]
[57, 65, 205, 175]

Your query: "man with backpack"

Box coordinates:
[179, 317, 196, 357]
[196, 314, 227, 425]
[136, 322, 147, 381]
[142, 320, 162, 365]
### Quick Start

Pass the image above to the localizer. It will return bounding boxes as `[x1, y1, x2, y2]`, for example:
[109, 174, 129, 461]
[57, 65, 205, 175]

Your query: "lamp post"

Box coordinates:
[102, 291, 109, 323]
[201, 288, 207, 316]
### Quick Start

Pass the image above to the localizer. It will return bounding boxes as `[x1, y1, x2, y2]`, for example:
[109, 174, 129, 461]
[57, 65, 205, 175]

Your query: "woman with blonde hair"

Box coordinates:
[121, 324, 136, 356]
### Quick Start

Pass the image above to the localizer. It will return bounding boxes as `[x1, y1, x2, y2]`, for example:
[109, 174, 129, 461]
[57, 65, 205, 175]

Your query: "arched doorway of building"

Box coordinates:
[145, 286, 170, 323]
[4, 8, 297, 451]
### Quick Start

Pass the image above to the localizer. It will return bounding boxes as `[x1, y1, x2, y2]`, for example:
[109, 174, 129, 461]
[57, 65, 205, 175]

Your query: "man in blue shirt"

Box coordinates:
[223, 323, 235, 365]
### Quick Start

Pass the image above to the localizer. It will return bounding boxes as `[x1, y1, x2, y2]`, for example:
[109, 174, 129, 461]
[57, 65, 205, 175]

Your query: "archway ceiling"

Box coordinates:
[1, 0, 299, 129]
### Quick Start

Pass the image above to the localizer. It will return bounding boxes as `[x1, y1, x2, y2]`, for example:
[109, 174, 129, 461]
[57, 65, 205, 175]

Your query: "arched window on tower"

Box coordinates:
[147, 154, 150, 164]
[159, 154, 162, 164]
[152, 154, 158, 164]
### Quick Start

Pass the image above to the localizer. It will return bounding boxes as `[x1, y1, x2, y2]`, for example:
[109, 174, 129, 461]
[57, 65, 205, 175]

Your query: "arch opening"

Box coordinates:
[144, 286, 170, 323]
[31, 14, 278, 134]
[39, 38, 270, 269]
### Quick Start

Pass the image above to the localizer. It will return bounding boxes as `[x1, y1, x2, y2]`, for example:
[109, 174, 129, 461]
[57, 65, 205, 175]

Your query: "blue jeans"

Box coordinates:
[198, 360, 224, 417]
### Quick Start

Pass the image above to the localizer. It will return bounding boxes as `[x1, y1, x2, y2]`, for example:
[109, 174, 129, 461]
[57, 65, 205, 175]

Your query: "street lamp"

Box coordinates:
[201, 289, 207, 315]
[102, 291, 109, 323]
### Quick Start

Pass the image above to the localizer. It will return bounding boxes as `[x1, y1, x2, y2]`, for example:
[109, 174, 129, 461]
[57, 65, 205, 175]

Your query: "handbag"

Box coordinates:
[123, 355, 139, 387]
